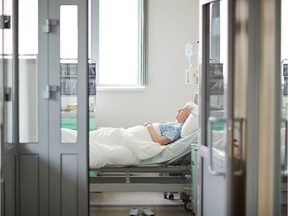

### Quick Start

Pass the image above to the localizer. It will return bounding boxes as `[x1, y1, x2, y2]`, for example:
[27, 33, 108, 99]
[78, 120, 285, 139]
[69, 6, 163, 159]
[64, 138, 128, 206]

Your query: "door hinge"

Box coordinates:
[0, 15, 11, 29]
[43, 85, 58, 99]
[4, 87, 12, 101]
[42, 19, 58, 33]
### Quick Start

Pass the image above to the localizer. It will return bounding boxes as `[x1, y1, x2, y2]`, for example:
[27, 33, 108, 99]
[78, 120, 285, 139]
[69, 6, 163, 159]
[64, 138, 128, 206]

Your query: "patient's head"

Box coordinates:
[176, 102, 196, 123]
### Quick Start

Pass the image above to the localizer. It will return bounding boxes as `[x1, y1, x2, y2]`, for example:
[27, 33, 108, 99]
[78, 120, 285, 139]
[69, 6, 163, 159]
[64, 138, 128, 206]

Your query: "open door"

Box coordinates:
[198, 0, 284, 215]
[38, 0, 90, 215]
[0, 0, 90, 215]
[198, 1, 245, 215]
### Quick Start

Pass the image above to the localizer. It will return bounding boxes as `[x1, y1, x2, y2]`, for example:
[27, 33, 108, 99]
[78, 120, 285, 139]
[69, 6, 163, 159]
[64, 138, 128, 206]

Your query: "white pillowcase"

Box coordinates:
[181, 106, 198, 138]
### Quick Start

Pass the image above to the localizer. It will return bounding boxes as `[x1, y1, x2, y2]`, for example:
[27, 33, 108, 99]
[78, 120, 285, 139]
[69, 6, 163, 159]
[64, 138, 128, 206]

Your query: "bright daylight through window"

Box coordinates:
[91, 0, 146, 88]
[16, 0, 146, 89]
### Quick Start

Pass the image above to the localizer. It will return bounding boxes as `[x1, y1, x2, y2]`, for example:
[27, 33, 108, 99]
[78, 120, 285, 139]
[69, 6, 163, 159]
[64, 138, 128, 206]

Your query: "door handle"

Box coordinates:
[4, 87, 12, 101]
[0, 15, 11, 29]
[42, 19, 58, 33]
[208, 117, 245, 176]
[208, 116, 226, 176]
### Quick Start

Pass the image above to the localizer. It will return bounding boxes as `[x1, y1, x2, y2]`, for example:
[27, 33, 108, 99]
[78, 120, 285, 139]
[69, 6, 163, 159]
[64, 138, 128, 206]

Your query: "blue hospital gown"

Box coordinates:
[159, 122, 183, 143]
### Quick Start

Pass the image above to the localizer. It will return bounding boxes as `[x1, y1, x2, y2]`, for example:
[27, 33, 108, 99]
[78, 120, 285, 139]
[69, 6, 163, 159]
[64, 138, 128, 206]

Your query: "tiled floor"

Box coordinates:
[90, 192, 194, 216]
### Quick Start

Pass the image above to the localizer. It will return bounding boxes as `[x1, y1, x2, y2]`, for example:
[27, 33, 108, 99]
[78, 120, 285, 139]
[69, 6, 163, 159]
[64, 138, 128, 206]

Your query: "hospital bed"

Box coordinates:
[61, 112, 199, 213]
[89, 130, 198, 194]
[61, 126, 198, 194]
[87, 129, 198, 214]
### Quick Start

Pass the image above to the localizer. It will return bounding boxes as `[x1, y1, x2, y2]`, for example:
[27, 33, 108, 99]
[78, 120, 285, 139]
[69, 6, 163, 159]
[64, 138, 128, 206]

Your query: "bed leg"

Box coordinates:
[125, 169, 130, 183]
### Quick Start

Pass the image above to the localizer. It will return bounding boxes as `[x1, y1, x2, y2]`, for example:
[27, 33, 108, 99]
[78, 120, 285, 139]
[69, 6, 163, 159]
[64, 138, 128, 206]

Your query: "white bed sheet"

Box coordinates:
[61, 126, 198, 168]
[89, 125, 167, 168]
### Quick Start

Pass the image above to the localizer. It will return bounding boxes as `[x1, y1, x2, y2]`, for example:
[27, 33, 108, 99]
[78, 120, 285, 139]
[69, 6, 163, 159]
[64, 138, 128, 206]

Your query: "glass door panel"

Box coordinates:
[19, 0, 38, 143]
[2, 0, 15, 215]
[60, 5, 78, 143]
[208, 1, 225, 147]
[60, 5, 96, 142]
[0, 1, 3, 214]
[281, 0, 288, 214]
[199, 1, 233, 215]
[3, 0, 13, 145]
[202, 0, 227, 170]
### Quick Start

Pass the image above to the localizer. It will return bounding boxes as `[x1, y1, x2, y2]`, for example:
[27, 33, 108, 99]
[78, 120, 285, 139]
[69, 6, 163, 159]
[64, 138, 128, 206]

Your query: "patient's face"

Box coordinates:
[176, 105, 190, 123]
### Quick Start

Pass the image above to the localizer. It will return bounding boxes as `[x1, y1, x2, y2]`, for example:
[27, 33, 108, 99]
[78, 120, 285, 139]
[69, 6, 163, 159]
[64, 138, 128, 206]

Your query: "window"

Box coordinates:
[90, 0, 146, 88]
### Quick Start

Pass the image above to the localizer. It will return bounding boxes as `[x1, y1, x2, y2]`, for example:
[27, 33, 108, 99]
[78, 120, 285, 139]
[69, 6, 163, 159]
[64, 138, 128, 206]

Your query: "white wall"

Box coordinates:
[94, 0, 199, 128]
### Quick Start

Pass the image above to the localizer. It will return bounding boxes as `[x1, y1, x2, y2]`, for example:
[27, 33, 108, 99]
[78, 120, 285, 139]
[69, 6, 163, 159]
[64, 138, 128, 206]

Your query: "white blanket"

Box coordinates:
[61, 125, 168, 168]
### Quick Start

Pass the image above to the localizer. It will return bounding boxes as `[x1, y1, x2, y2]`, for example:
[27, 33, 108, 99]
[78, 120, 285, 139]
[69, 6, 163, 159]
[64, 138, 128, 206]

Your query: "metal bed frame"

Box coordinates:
[89, 149, 193, 193]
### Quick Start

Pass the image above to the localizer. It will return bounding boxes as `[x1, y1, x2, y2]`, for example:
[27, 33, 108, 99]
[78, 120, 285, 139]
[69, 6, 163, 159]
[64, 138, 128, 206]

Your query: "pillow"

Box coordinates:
[181, 105, 199, 137]
[191, 105, 198, 116]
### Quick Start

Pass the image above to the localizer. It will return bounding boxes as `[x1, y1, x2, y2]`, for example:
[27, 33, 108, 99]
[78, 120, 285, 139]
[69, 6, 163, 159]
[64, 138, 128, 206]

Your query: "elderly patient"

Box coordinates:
[62, 101, 198, 167]
[144, 102, 196, 145]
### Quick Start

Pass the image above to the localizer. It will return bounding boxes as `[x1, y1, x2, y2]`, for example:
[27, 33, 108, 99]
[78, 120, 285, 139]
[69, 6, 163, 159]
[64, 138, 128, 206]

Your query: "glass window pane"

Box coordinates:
[3, 0, 13, 144]
[18, 0, 38, 143]
[98, 0, 139, 86]
[60, 5, 78, 143]
[206, 1, 226, 148]
[60, 6, 78, 59]
[3, 1, 12, 55]
[19, 0, 38, 55]
[0, 3, 2, 53]
[19, 56, 38, 143]
[209, 1, 224, 117]
[281, 1, 288, 214]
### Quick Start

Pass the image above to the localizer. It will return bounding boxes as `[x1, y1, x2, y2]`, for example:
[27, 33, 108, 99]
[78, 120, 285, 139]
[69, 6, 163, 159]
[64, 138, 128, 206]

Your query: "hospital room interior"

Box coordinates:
[0, 0, 287, 216]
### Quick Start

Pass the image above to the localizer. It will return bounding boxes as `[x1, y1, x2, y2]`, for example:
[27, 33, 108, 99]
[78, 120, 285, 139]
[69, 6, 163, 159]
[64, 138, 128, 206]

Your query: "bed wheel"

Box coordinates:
[184, 200, 195, 214]
[180, 192, 190, 202]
